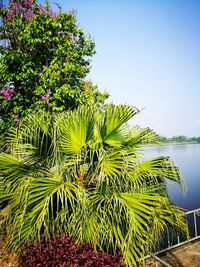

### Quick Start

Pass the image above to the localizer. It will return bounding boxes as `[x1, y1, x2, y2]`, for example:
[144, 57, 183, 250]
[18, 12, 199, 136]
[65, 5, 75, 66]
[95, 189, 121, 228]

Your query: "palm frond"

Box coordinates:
[58, 106, 95, 154]
[129, 156, 186, 191]
[0, 181, 12, 208]
[6, 169, 79, 249]
[0, 105, 188, 267]
[127, 126, 160, 146]
[97, 105, 139, 147]
[6, 111, 57, 165]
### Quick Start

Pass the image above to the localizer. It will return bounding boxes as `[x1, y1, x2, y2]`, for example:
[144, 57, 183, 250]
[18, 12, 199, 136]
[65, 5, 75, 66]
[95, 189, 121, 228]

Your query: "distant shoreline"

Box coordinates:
[160, 142, 200, 145]
[159, 135, 200, 144]
[143, 142, 200, 148]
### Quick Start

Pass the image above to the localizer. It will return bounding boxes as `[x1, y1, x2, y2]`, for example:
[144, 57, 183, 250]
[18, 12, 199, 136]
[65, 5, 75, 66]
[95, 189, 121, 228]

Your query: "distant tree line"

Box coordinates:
[159, 135, 200, 144]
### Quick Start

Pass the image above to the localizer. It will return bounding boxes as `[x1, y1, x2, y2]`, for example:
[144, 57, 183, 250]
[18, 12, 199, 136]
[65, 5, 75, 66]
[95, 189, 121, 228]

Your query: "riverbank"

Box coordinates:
[161, 142, 200, 145]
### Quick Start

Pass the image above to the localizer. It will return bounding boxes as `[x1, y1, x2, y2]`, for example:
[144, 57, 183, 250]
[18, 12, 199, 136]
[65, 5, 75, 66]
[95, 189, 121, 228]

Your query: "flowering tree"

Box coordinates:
[0, 0, 108, 133]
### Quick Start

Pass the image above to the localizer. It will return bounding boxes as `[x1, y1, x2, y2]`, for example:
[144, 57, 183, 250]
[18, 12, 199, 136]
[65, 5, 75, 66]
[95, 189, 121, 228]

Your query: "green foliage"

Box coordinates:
[129, 125, 160, 145]
[159, 135, 200, 144]
[0, 0, 108, 133]
[0, 105, 188, 266]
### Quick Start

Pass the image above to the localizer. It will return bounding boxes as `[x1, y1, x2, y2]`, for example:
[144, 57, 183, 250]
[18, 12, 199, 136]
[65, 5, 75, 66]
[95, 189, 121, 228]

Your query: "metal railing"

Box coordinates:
[142, 208, 200, 266]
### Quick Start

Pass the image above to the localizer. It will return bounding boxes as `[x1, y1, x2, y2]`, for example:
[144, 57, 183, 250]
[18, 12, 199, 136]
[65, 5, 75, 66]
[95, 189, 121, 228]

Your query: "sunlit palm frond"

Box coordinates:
[129, 156, 186, 191]
[0, 153, 30, 191]
[67, 185, 186, 266]
[100, 150, 125, 179]
[115, 188, 186, 265]
[127, 126, 160, 146]
[6, 168, 79, 250]
[58, 106, 95, 154]
[6, 111, 57, 165]
[0, 105, 188, 266]
[97, 105, 139, 147]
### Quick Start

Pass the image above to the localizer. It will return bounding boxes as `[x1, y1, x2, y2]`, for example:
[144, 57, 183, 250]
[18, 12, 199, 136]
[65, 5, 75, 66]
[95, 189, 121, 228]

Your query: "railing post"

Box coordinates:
[167, 229, 170, 247]
[177, 234, 180, 244]
[141, 208, 200, 265]
[194, 212, 197, 237]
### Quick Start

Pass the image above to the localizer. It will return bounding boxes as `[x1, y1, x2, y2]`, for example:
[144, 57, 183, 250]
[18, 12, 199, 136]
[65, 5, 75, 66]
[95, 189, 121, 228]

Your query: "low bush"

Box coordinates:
[20, 234, 126, 267]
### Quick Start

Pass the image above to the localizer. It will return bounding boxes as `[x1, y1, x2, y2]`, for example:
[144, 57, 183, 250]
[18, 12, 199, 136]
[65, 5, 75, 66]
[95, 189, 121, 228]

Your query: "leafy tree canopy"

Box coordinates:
[0, 0, 109, 133]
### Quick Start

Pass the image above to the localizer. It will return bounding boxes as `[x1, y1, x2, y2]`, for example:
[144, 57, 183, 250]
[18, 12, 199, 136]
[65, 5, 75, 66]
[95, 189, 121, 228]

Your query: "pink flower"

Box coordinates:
[0, 88, 15, 100]
[26, 9, 34, 18]
[5, 95, 12, 101]
[24, 0, 32, 8]
[39, 4, 44, 14]
[41, 93, 49, 101]
[6, 88, 14, 94]
[7, 9, 14, 21]
[13, 2, 21, 10]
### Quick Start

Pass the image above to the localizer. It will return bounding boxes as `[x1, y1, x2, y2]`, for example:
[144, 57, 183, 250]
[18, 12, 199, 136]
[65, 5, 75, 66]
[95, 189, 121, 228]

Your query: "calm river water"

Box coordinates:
[143, 144, 200, 211]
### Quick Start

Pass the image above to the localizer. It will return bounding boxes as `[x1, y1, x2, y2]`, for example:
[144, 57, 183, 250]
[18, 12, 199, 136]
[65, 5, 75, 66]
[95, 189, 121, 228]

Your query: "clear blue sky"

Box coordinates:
[30, 1, 200, 136]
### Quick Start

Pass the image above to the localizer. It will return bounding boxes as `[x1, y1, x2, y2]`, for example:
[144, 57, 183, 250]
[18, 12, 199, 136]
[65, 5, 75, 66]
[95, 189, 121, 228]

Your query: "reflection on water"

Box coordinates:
[143, 144, 200, 210]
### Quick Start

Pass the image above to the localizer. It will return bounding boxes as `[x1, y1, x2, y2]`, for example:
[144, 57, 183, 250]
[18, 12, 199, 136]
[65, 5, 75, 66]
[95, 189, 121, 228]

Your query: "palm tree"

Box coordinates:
[0, 105, 187, 266]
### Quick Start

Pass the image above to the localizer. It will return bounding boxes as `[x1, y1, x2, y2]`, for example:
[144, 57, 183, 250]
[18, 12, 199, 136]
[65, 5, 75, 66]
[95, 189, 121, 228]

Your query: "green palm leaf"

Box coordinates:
[97, 105, 139, 147]
[127, 126, 160, 146]
[59, 106, 95, 154]
[131, 156, 186, 190]
[0, 105, 188, 266]
[6, 111, 57, 166]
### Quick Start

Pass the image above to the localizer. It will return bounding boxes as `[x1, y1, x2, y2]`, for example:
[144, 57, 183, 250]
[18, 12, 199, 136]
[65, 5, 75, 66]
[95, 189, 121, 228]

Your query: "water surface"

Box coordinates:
[143, 144, 200, 210]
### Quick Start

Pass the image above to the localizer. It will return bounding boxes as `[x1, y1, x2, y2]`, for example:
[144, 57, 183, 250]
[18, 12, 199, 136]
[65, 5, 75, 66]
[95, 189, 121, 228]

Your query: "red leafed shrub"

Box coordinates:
[20, 234, 126, 267]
